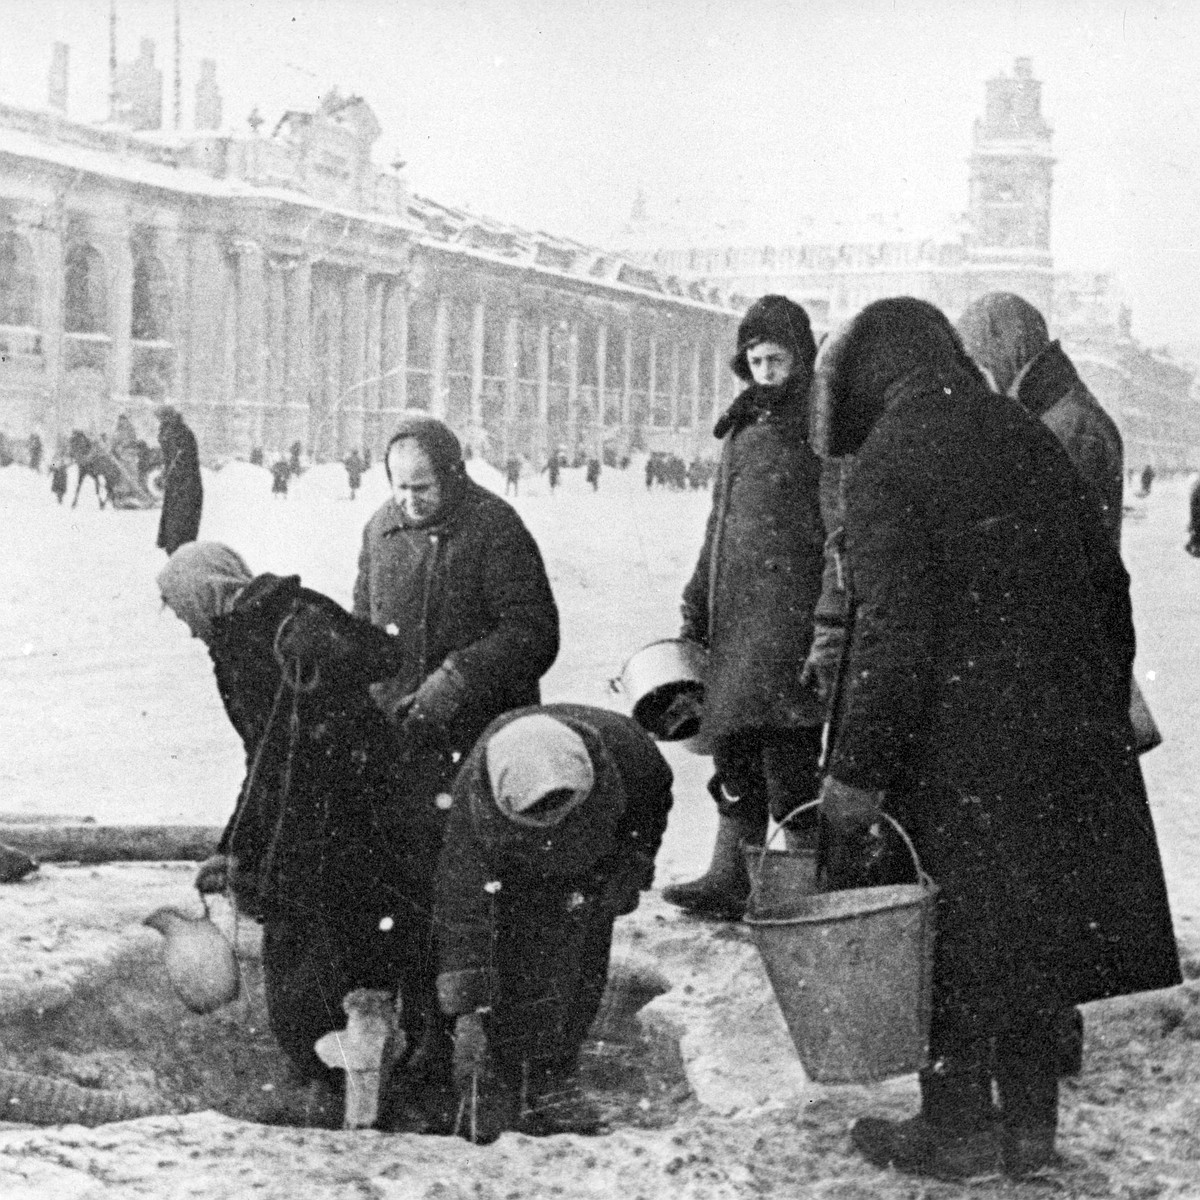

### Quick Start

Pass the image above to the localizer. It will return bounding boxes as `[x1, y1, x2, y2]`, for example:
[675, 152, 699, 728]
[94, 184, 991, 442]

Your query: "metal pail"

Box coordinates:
[745, 814, 937, 1084]
[614, 638, 710, 754]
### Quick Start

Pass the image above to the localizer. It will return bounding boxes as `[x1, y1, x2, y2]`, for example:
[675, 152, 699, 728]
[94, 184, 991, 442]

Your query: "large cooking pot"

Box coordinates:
[613, 638, 711, 754]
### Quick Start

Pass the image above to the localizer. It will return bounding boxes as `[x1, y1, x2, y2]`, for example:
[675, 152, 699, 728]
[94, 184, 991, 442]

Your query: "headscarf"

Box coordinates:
[485, 714, 595, 827]
[730, 294, 818, 384]
[812, 298, 980, 458]
[955, 292, 1050, 397]
[157, 542, 254, 644]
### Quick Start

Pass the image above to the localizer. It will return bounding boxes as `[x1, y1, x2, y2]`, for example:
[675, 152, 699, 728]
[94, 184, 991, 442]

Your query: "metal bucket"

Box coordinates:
[613, 638, 710, 754]
[745, 815, 937, 1084]
[744, 844, 819, 919]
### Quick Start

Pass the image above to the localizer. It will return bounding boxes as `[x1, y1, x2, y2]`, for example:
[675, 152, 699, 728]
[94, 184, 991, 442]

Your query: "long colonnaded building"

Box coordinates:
[0, 41, 740, 467]
[626, 58, 1198, 472]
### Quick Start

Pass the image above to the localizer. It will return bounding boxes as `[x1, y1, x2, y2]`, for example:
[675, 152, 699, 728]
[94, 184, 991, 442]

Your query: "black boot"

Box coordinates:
[851, 1049, 1001, 1181]
[660, 813, 761, 919]
[995, 1023, 1061, 1177]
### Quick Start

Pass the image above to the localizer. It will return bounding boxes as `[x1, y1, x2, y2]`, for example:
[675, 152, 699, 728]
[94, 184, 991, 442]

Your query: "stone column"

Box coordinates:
[690, 342, 702, 452]
[567, 318, 580, 453]
[382, 278, 408, 424]
[595, 321, 608, 454]
[469, 295, 486, 446]
[231, 239, 267, 450]
[669, 337, 681, 431]
[340, 268, 368, 456]
[364, 276, 384, 454]
[109, 226, 134, 412]
[430, 293, 449, 420]
[621, 325, 633, 434]
[647, 333, 658, 438]
[503, 308, 519, 463]
[39, 218, 65, 442]
[712, 336, 724, 418]
[265, 261, 286, 451]
[284, 258, 312, 451]
[536, 316, 550, 468]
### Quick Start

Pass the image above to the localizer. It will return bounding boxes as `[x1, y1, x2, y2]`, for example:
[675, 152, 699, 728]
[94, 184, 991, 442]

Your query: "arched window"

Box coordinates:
[64, 243, 107, 334]
[0, 231, 37, 327]
[131, 252, 172, 341]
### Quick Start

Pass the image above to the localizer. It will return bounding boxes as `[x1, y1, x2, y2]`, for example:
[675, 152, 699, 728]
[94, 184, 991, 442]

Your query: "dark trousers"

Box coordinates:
[711, 725, 824, 838]
[922, 1012, 1060, 1135]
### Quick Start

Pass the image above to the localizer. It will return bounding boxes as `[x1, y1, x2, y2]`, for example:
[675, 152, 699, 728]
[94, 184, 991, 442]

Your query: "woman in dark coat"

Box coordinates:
[813, 299, 1180, 1180]
[664, 295, 827, 919]
[155, 406, 203, 554]
[353, 416, 560, 774]
[158, 542, 451, 1126]
[433, 703, 674, 1142]
[957, 292, 1124, 548]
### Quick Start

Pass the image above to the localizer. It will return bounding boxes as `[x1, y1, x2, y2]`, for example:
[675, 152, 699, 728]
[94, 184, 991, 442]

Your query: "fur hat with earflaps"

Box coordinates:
[730, 294, 818, 383]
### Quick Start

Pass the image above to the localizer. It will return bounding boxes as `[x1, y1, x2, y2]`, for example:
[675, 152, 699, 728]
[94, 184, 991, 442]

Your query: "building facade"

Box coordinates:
[0, 76, 739, 467]
[628, 58, 1198, 471]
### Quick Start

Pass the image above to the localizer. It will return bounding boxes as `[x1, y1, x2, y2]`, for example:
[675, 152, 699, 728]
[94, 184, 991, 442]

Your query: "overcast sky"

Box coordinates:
[1, 0, 1198, 351]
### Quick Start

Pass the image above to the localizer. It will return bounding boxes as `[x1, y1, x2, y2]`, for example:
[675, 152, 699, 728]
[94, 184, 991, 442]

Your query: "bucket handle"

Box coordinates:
[749, 798, 934, 891]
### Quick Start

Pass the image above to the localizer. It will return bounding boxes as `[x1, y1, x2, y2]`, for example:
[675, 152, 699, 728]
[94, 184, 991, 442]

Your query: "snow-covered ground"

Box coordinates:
[1, 457, 1197, 939]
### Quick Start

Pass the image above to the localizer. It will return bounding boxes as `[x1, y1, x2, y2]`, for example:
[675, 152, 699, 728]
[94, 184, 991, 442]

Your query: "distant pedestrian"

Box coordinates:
[27, 432, 43, 473]
[504, 455, 521, 497]
[49, 458, 68, 504]
[345, 448, 365, 500]
[155, 406, 203, 556]
[249, 446, 264, 467]
[1188, 477, 1200, 557]
[544, 455, 560, 492]
[1140, 464, 1155, 497]
[288, 441, 304, 478]
[271, 458, 291, 499]
[585, 456, 601, 491]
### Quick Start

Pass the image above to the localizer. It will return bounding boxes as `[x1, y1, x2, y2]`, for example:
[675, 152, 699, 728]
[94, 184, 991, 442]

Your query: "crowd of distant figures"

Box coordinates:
[644, 450, 715, 491]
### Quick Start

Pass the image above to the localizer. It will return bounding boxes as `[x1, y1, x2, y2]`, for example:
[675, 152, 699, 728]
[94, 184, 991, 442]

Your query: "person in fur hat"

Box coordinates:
[661, 295, 829, 919]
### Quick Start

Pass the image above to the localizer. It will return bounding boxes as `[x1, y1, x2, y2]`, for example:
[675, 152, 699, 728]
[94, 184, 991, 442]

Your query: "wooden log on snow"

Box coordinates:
[0, 825, 222, 865]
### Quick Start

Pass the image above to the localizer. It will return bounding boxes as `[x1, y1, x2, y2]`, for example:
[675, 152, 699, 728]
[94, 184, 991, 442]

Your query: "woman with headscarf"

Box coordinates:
[158, 542, 451, 1128]
[433, 702, 674, 1143]
[956, 292, 1124, 548]
[663, 295, 828, 920]
[811, 299, 1179, 1180]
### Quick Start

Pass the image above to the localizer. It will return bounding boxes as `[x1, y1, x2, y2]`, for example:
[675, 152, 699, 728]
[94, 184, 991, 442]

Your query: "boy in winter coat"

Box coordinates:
[663, 295, 828, 919]
[434, 704, 673, 1142]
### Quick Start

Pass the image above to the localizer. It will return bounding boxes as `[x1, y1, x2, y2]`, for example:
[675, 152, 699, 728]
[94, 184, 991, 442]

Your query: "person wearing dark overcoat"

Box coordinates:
[957, 292, 1124, 547]
[353, 416, 560, 773]
[433, 703, 674, 1142]
[158, 542, 448, 1126]
[353, 416, 560, 1091]
[155, 406, 203, 554]
[1188, 475, 1200, 557]
[663, 295, 827, 920]
[811, 298, 1180, 1181]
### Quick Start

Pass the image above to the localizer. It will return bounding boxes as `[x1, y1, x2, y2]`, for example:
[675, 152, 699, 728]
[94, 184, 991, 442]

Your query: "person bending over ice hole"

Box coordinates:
[159, 542, 454, 1130]
[664, 294, 829, 920]
[434, 704, 674, 1143]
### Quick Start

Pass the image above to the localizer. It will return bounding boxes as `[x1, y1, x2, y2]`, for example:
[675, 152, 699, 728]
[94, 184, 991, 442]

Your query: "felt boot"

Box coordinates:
[660, 813, 760, 919]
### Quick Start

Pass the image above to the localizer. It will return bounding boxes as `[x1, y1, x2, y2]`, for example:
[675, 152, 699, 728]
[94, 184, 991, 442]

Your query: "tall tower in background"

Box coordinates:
[967, 57, 1055, 263]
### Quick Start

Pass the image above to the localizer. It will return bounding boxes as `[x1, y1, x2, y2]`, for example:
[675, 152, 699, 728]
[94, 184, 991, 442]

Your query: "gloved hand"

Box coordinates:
[818, 775, 885, 836]
[452, 1012, 489, 1088]
[398, 663, 468, 738]
[195, 853, 235, 895]
[798, 654, 834, 706]
[599, 850, 656, 915]
[369, 675, 415, 725]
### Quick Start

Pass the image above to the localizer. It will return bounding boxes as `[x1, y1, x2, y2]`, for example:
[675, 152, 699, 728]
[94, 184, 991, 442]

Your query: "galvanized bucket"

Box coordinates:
[612, 638, 710, 754]
[745, 811, 937, 1084]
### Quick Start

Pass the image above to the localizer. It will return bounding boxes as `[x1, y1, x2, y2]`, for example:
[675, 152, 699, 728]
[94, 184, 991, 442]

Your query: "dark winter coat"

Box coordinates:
[208, 575, 443, 922]
[1012, 342, 1124, 546]
[156, 417, 203, 554]
[681, 377, 827, 741]
[820, 300, 1180, 1045]
[353, 476, 560, 761]
[433, 704, 673, 1064]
